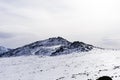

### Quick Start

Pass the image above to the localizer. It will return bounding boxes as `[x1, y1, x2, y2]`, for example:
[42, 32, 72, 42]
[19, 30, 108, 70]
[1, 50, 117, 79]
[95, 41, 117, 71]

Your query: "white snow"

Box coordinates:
[45, 45, 62, 49]
[0, 46, 9, 54]
[0, 49, 120, 80]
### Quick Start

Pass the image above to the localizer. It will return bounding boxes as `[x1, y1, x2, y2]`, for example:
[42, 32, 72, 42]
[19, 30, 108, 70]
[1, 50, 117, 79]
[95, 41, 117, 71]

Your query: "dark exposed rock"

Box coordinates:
[97, 76, 112, 80]
[51, 41, 93, 56]
[69, 41, 85, 48]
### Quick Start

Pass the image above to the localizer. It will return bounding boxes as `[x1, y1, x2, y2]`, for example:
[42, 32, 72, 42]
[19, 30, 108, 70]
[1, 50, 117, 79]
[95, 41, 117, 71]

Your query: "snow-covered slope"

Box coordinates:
[0, 49, 120, 80]
[0, 37, 93, 57]
[0, 37, 71, 57]
[0, 46, 10, 54]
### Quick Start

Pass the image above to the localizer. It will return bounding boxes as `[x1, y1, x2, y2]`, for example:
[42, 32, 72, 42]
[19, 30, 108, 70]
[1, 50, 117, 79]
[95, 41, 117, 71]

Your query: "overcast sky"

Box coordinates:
[0, 0, 120, 48]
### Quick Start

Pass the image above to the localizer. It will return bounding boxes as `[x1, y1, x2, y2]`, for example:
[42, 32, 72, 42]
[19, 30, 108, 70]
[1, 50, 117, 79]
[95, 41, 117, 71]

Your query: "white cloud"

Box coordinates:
[0, 0, 120, 48]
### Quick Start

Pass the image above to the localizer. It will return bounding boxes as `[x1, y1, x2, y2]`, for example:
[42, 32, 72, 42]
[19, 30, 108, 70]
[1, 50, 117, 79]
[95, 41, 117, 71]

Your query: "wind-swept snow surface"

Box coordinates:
[0, 49, 120, 80]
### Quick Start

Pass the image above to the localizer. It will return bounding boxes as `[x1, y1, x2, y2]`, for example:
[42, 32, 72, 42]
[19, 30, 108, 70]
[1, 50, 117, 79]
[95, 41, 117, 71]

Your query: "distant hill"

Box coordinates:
[0, 37, 94, 57]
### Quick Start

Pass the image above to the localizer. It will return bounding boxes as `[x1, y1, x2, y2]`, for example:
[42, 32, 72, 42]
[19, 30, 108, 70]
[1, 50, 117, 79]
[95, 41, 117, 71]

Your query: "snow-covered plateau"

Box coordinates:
[0, 49, 120, 80]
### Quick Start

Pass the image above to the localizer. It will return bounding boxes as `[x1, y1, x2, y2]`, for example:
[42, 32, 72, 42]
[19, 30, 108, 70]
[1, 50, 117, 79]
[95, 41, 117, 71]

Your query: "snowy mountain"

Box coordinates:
[0, 46, 10, 54]
[0, 37, 119, 80]
[0, 49, 120, 80]
[0, 37, 94, 57]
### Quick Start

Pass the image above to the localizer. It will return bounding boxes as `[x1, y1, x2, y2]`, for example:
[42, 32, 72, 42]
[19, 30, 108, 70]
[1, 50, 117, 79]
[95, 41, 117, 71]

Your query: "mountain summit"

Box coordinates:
[0, 37, 94, 57]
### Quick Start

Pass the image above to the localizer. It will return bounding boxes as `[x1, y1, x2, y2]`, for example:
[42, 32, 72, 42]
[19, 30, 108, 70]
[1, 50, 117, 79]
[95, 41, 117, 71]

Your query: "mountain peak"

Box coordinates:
[48, 37, 69, 42]
[48, 36, 65, 40]
[0, 37, 94, 57]
[36, 36, 71, 47]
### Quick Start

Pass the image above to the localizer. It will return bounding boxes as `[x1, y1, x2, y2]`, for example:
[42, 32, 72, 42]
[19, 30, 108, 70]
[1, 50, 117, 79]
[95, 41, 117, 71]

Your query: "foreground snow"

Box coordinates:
[0, 49, 120, 80]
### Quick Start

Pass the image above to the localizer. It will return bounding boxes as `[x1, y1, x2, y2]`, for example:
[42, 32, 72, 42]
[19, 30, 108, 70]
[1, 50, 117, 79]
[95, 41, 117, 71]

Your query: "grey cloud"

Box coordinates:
[100, 38, 120, 49]
[0, 32, 15, 39]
